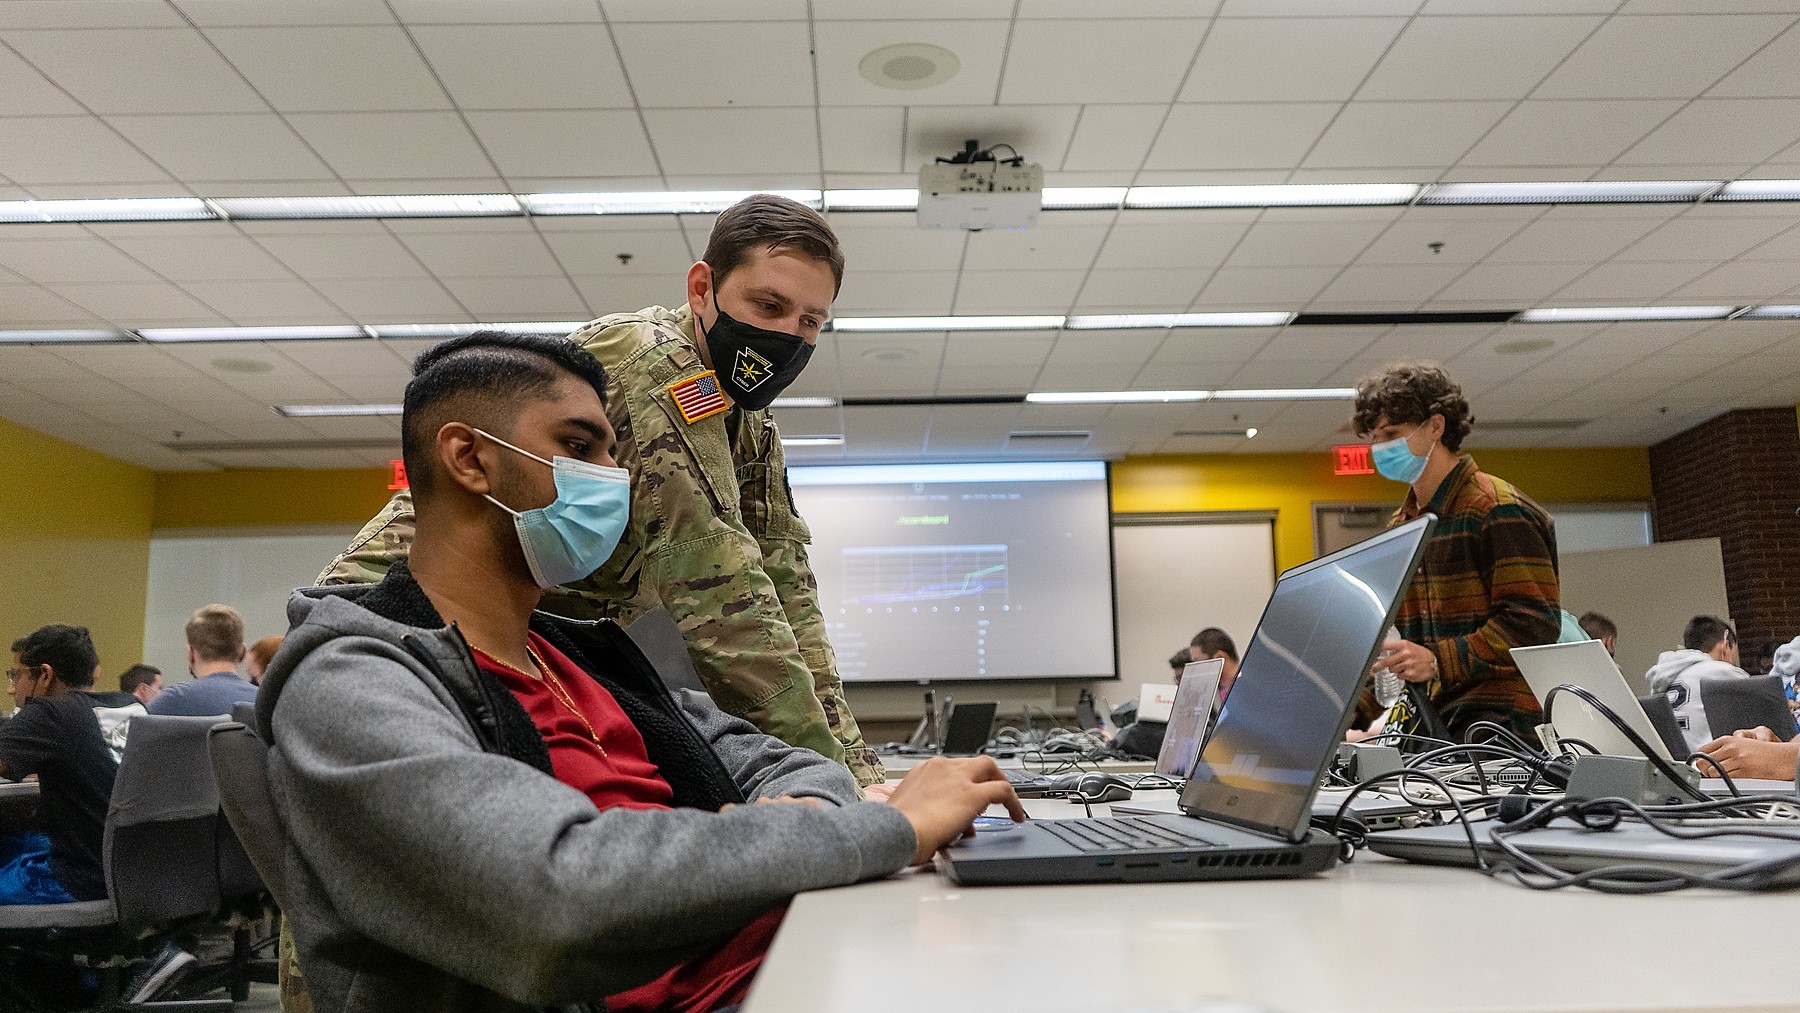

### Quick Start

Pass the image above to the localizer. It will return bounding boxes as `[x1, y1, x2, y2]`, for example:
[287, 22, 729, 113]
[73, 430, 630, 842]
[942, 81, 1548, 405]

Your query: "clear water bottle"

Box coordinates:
[1372, 625, 1404, 710]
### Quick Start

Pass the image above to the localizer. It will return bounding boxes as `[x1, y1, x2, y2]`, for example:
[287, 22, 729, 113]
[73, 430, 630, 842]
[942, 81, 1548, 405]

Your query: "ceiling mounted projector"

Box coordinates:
[918, 139, 1043, 231]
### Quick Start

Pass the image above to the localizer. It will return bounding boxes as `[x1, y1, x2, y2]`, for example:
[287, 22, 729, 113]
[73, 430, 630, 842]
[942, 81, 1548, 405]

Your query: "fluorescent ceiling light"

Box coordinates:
[275, 403, 403, 417]
[1026, 390, 1211, 404]
[780, 435, 845, 447]
[823, 189, 918, 211]
[1515, 306, 1736, 323]
[1212, 387, 1356, 401]
[1419, 181, 1716, 205]
[0, 197, 215, 224]
[139, 325, 370, 342]
[523, 190, 820, 215]
[1740, 305, 1800, 319]
[770, 396, 839, 409]
[1065, 312, 1294, 329]
[0, 328, 133, 344]
[1124, 183, 1419, 209]
[213, 194, 521, 219]
[1041, 186, 1128, 209]
[832, 315, 1066, 332]
[368, 321, 585, 339]
[1713, 180, 1800, 201]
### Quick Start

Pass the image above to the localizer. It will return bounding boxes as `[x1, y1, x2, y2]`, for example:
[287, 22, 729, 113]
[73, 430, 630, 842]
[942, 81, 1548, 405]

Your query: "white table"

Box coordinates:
[875, 752, 1157, 776]
[743, 791, 1800, 1013]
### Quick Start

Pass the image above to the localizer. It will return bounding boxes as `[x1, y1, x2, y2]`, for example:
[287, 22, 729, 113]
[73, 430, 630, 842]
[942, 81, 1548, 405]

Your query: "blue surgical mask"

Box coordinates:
[1371, 428, 1434, 485]
[474, 428, 630, 590]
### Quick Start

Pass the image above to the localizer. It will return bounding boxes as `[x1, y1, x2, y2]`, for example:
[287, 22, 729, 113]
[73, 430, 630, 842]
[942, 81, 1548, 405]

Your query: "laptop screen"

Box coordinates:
[1156, 657, 1223, 779]
[1178, 515, 1433, 841]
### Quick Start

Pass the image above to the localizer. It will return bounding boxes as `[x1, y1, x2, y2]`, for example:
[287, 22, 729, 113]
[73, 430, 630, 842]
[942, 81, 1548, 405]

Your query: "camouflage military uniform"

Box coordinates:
[319, 304, 882, 785]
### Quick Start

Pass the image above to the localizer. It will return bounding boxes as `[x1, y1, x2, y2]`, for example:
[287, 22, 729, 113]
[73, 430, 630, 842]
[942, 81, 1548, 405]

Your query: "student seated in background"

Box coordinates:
[245, 635, 281, 687]
[118, 663, 162, 705]
[1190, 627, 1241, 702]
[148, 605, 259, 717]
[1348, 363, 1561, 742]
[1578, 612, 1618, 658]
[1699, 724, 1798, 780]
[1646, 615, 1750, 752]
[0, 625, 118, 904]
[262, 331, 1020, 1012]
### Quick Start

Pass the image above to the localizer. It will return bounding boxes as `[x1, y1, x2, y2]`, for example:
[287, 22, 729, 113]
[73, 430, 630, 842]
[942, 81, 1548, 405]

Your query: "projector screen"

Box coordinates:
[788, 461, 1117, 684]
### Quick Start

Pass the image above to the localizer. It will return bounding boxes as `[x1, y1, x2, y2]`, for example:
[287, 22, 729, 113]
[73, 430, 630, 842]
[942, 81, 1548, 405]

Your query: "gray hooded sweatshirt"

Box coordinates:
[259, 565, 916, 1013]
[1644, 649, 1750, 752]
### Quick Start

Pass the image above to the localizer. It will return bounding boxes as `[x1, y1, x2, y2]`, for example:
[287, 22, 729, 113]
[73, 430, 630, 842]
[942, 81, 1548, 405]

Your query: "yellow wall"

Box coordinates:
[153, 467, 399, 529]
[0, 416, 155, 676]
[1111, 446, 1653, 573]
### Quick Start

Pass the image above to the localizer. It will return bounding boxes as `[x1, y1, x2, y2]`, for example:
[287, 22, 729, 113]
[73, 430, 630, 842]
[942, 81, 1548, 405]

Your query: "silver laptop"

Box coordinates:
[1512, 640, 1675, 761]
[940, 514, 1435, 886]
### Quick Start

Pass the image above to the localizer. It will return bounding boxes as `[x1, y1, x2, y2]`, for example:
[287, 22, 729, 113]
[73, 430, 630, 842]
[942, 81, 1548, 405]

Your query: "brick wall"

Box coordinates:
[1650, 407, 1800, 661]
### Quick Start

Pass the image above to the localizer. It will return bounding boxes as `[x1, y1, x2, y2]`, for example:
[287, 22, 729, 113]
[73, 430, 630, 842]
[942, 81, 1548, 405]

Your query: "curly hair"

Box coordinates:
[1351, 362, 1473, 452]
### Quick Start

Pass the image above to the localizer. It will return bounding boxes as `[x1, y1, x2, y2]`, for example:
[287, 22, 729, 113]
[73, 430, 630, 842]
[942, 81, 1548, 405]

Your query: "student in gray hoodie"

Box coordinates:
[259, 331, 1023, 1013]
[1644, 614, 1750, 752]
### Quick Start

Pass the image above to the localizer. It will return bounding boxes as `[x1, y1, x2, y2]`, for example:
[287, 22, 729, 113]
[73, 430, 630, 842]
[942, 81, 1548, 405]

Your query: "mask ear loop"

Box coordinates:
[470, 427, 553, 516]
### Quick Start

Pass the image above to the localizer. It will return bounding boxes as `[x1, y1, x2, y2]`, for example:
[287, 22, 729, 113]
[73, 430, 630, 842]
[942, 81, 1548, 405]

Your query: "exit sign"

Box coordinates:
[1333, 444, 1374, 476]
[388, 460, 409, 490]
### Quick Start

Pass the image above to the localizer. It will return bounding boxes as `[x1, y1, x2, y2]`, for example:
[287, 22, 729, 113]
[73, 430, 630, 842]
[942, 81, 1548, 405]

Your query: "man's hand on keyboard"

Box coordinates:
[887, 756, 1028, 865]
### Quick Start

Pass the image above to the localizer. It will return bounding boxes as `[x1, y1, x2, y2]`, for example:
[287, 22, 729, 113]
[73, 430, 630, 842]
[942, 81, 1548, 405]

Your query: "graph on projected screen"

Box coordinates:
[841, 544, 1010, 608]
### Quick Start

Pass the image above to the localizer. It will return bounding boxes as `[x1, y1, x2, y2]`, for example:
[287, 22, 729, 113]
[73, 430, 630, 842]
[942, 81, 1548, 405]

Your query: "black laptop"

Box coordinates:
[940, 514, 1436, 885]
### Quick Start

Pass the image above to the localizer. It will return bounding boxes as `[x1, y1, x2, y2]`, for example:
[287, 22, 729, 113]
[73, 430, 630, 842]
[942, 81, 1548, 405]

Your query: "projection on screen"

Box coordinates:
[787, 461, 1117, 683]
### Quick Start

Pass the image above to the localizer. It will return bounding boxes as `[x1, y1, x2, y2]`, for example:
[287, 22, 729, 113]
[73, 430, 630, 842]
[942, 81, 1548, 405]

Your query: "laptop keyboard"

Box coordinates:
[1037, 817, 1224, 853]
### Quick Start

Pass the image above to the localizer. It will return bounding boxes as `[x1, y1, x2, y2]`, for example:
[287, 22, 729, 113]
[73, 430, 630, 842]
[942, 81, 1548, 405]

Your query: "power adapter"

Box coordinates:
[1565, 754, 1698, 806]
[1335, 742, 1403, 783]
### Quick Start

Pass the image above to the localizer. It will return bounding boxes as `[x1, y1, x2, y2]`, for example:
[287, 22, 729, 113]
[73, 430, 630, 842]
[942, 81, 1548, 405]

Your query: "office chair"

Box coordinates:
[0, 714, 234, 1011]
[1701, 675, 1800, 741]
[1636, 692, 1691, 759]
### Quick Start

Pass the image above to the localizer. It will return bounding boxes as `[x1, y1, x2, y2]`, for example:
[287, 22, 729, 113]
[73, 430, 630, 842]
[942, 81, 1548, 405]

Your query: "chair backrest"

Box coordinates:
[208, 721, 288, 909]
[1636, 692, 1690, 759]
[623, 607, 706, 693]
[1701, 675, 1800, 741]
[104, 714, 226, 934]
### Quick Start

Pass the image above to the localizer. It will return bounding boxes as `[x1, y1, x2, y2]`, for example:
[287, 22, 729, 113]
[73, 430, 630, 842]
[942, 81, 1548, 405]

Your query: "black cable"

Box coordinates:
[1688, 750, 1744, 797]
[1555, 736, 1601, 756]
[1542, 684, 1711, 802]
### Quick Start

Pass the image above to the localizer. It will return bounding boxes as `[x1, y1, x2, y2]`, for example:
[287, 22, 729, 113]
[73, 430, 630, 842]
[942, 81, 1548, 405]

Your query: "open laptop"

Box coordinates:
[1512, 640, 1679, 761]
[940, 513, 1435, 885]
[939, 701, 998, 756]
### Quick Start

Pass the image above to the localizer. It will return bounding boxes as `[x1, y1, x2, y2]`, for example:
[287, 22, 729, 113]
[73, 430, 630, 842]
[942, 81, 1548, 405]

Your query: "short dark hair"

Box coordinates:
[1352, 363, 1474, 453]
[119, 664, 161, 694]
[703, 194, 845, 297]
[1191, 627, 1238, 662]
[1578, 612, 1618, 642]
[1683, 615, 1736, 654]
[12, 624, 99, 689]
[1168, 647, 1193, 670]
[401, 331, 609, 497]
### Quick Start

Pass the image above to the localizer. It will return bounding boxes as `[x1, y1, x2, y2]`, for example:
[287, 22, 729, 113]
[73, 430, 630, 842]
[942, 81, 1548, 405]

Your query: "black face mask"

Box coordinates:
[697, 295, 814, 411]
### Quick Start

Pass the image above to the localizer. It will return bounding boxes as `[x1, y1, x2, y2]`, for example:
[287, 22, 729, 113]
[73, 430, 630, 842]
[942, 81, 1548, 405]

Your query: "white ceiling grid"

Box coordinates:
[0, 1, 1794, 467]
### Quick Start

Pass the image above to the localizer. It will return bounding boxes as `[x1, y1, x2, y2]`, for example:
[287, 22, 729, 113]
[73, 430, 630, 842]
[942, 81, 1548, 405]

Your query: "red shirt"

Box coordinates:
[473, 632, 780, 1013]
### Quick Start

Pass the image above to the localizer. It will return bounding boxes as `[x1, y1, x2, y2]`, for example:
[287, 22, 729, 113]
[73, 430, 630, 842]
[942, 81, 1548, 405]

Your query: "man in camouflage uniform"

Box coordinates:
[318, 195, 880, 787]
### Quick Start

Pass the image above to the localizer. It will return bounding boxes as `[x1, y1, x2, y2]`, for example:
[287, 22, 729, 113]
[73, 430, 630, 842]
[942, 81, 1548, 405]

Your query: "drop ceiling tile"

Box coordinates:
[1558, 320, 1713, 357]
[1617, 99, 1800, 165]
[1227, 220, 1388, 268]
[3, 28, 266, 113]
[1061, 105, 1167, 172]
[287, 112, 494, 179]
[106, 236, 295, 282]
[833, 271, 959, 314]
[0, 116, 172, 184]
[1708, 23, 1800, 98]
[1486, 215, 1666, 265]
[0, 239, 162, 284]
[953, 270, 1089, 313]
[1459, 100, 1682, 166]
[1224, 358, 1343, 387]
[604, 1, 808, 21]
[0, 45, 82, 114]
[1356, 217, 1528, 266]
[813, 20, 1010, 106]
[1001, 19, 1209, 104]
[1045, 329, 1167, 365]
[1183, 17, 1406, 102]
[1034, 363, 1143, 389]
[1435, 263, 1592, 303]
[962, 226, 1108, 272]
[1665, 321, 1796, 358]
[0, 284, 102, 324]
[1148, 103, 1338, 170]
[105, 113, 335, 182]
[903, 105, 1083, 168]
[256, 233, 432, 279]
[1092, 222, 1253, 271]
[0, 1, 188, 28]
[389, 0, 602, 21]
[1358, 324, 1500, 362]
[540, 228, 693, 275]
[1552, 262, 1713, 302]
[1195, 265, 1339, 305]
[398, 228, 562, 277]
[1146, 327, 1280, 364]
[438, 276, 587, 319]
[1670, 261, 1800, 301]
[172, 1, 396, 25]
[205, 26, 450, 111]
[476, 109, 667, 177]
[411, 24, 632, 109]
[614, 23, 814, 108]
[309, 277, 468, 320]
[1304, 101, 1513, 169]
[813, 0, 1016, 17]
[937, 332, 1054, 367]
[1361, 16, 1605, 101]
[1616, 215, 1796, 262]
[56, 282, 225, 322]
[569, 276, 677, 316]
[1075, 268, 1207, 310]
[830, 227, 966, 274]
[1311, 263, 1463, 304]
[180, 280, 348, 321]
[820, 107, 903, 174]
[1535, 15, 1793, 100]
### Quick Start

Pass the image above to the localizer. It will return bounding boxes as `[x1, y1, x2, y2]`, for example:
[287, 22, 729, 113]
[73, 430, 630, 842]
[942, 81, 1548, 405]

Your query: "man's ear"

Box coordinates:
[435, 421, 495, 498]
[686, 260, 713, 321]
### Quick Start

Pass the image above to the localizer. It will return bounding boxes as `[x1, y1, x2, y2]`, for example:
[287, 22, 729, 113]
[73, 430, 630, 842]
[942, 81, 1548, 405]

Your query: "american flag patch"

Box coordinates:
[668, 370, 728, 424]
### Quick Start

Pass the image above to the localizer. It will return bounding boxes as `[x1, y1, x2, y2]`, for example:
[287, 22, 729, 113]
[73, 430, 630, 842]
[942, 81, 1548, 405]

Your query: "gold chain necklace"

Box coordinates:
[475, 641, 607, 758]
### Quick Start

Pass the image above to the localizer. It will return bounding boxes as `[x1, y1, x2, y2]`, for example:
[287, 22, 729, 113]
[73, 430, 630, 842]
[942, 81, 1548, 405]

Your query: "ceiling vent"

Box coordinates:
[1476, 419, 1591, 432]
[1006, 430, 1090, 451]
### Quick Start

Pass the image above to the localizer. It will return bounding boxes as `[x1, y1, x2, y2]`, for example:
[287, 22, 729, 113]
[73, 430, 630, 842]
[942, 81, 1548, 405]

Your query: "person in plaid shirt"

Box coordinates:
[1351, 363, 1562, 742]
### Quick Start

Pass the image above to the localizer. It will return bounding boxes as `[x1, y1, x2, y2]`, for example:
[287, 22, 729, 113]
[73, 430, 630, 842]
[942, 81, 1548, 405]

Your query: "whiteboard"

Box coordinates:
[143, 527, 357, 682]
[1558, 538, 1730, 695]
[1103, 518, 1276, 719]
